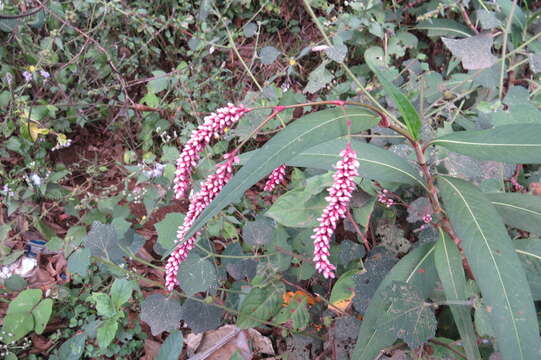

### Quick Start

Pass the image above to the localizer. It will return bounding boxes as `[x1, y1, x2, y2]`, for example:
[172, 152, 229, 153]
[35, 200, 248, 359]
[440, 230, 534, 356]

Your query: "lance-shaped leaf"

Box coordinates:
[513, 238, 541, 300]
[185, 107, 378, 239]
[365, 47, 422, 140]
[434, 229, 481, 360]
[431, 124, 541, 164]
[487, 193, 541, 236]
[287, 139, 426, 189]
[438, 176, 541, 360]
[351, 243, 438, 360]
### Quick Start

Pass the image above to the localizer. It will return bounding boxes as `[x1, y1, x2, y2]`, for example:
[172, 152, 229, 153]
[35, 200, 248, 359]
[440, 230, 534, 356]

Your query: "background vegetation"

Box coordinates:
[1, 0, 541, 359]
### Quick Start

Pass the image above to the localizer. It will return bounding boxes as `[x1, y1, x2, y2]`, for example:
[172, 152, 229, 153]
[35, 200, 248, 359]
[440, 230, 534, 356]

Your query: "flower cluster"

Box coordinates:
[377, 189, 395, 207]
[263, 164, 287, 192]
[165, 152, 239, 290]
[422, 214, 432, 224]
[173, 104, 249, 199]
[22, 66, 49, 82]
[311, 145, 359, 279]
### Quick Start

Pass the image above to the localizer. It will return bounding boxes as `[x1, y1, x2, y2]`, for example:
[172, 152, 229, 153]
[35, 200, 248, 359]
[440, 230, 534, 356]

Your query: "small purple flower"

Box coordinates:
[23, 71, 32, 82]
[39, 70, 50, 79]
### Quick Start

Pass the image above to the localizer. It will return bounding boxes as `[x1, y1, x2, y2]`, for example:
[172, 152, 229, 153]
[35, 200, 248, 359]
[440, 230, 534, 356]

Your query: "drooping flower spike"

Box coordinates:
[263, 164, 287, 192]
[173, 104, 250, 199]
[311, 144, 359, 279]
[165, 152, 239, 290]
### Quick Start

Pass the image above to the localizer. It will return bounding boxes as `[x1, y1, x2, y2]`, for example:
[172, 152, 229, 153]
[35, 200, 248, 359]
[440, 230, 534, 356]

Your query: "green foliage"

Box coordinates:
[2, 0, 541, 358]
[0, 289, 53, 344]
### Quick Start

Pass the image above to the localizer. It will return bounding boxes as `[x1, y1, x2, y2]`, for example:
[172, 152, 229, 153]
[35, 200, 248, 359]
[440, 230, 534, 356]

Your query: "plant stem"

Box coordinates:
[499, 0, 517, 101]
[300, 0, 398, 125]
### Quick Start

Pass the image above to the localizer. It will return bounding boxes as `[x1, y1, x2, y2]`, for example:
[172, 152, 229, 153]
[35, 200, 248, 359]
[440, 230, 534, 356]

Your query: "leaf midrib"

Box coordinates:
[292, 152, 426, 189]
[435, 139, 540, 147]
[491, 201, 541, 217]
[440, 177, 524, 360]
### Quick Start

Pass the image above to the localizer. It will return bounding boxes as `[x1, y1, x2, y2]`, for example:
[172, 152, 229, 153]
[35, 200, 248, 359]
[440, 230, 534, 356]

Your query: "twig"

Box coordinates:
[459, 4, 479, 35]
[429, 339, 467, 359]
[346, 209, 371, 251]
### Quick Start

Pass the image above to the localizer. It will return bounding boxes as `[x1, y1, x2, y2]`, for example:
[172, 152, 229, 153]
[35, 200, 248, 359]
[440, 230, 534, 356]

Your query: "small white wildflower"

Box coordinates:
[312, 45, 330, 52]
[30, 173, 42, 186]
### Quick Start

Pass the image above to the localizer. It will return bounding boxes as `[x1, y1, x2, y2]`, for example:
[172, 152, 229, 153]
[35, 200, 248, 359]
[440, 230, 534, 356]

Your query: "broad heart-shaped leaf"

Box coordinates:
[157, 330, 183, 360]
[181, 296, 224, 333]
[431, 124, 541, 164]
[237, 282, 285, 329]
[32, 298, 53, 334]
[513, 239, 541, 300]
[438, 176, 541, 360]
[57, 333, 87, 360]
[351, 243, 438, 360]
[365, 46, 422, 140]
[376, 281, 437, 349]
[186, 107, 378, 240]
[487, 193, 541, 236]
[434, 229, 481, 360]
[140, 294, 182, 336]
[286, 139, 426, 189]
[97, 318, 118, 349]
[84, 222, 144, 264]
[177, 252, 217, 296]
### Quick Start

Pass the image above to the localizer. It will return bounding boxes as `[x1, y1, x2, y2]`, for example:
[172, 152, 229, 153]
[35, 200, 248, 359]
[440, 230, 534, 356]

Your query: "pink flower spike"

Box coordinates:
[311, 144, 359, 279]
[165, 152, 239, 290]
[173, 104, 249, 199]
[263, 165, 287, 192]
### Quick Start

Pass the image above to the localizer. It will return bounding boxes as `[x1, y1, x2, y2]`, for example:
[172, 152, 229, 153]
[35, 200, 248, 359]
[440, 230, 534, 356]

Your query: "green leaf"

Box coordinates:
[110, 278, 133, 310]
[147, 70, 171, 93]
[155, 213, 184, 252]
[266, 190, 327, 228]
[273, 294, 310, 332]
[1, 314, 34, 344]
[329, 269, 358, 305]
[58, 333, 86, 360]
[67, 248, 91, 277]
[140, 294, 183, 336]
[90, 293, 116, 318]
[177, 253, 217, 296]
[287, 139, 426, 189]
[237, 283, 285, 329]
[432, 124, 541, 164]
[181, 297, 223, 333]
[438, 176, 541, 360]
[415, 19, 474, 38]
[513, 239, 541, 300]
[487, 193, 541, 236]
[364, 47, 421, 140]
[304, 62, 334, 94]
[32, 298, 53, 334]
[186, 107, 378, 239]
[376, 281, 437, 349]
[97, 318, 118, 349]
[434, 229, 481, 360]
[0, 289, 43, 343]
[242, 216, 275, 246]
[260, 46, 281, 65]
[351, 244, 437, 360]
[157, 330, 184, 360]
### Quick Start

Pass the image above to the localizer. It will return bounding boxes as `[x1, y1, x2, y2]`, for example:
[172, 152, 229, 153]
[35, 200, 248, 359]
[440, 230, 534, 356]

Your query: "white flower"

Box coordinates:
[30, 174, 42, 186]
